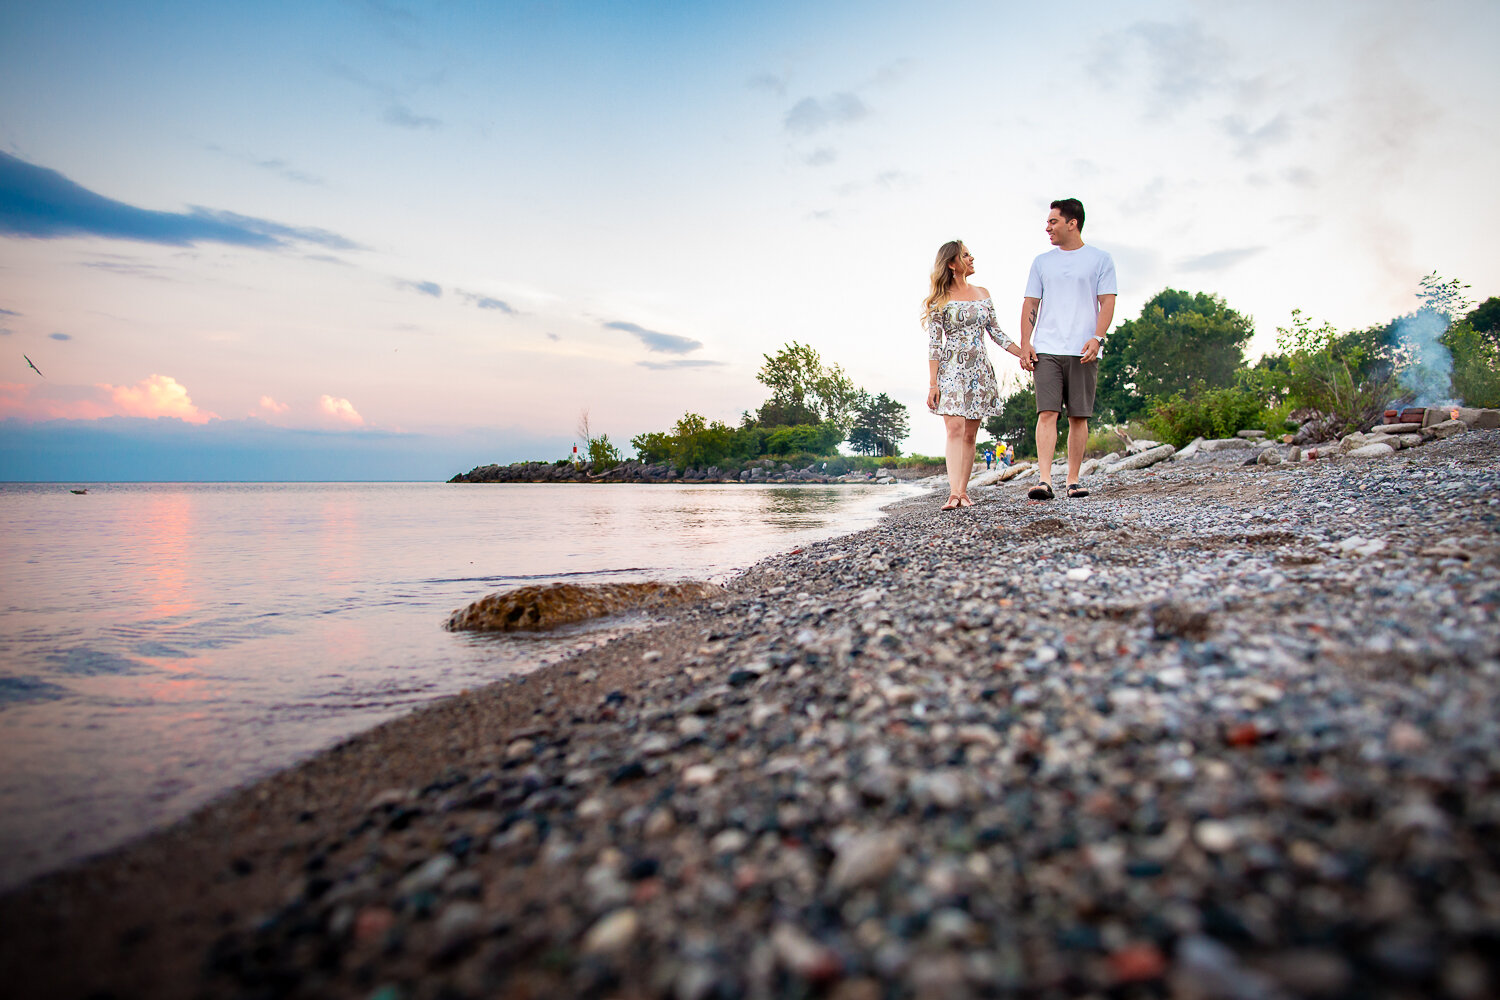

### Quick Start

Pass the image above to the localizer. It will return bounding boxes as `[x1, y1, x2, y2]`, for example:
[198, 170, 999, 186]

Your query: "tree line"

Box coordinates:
[578, 342, 913, 472]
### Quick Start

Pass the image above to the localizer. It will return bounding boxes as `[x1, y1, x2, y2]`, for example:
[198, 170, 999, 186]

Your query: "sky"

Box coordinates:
[2, 0, 1497, 479]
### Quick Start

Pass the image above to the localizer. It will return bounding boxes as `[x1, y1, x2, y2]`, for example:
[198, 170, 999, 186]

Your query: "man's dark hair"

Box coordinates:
[1051, 198, 1085, 230]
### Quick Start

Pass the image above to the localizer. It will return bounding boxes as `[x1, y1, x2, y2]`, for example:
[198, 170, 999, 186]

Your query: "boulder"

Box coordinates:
[1200, 438, 1253, 452]
[1256, 448, 1283, 466]
[1286, 446, 1302, 462]
[1338, 433, 1368, 455]
[1346, 443, 1396, 458]
[1236, 429, 1267, 439]
[1453, 407, 1500, 429]
[1426, 418, 1468, 440]
[1396, 434, 1422, 448]
[446, 581, 724, 632]
[1376, 422, 1423, 434]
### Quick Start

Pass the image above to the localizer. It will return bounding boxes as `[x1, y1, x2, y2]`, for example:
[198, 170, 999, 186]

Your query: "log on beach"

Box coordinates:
[3, 431, 1500, 999]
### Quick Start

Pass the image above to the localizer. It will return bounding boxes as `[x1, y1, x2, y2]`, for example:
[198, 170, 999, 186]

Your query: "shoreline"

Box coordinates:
[3, 431, 1499, 998]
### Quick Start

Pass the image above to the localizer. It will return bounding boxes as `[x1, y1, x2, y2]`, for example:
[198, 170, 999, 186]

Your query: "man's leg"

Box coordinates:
[1035, 410, 1059, 485]
[1067, 416, 1088, 485]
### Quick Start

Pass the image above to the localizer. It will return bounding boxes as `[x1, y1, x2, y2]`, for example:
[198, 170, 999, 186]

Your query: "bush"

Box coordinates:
[1270, 310, 1401, 435]
[1444, 321, 1500, 407]
[1146, 384, 1290, 448]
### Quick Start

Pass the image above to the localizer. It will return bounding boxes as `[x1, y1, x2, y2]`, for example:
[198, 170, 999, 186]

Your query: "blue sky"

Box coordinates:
[2, 0, 1497, 478]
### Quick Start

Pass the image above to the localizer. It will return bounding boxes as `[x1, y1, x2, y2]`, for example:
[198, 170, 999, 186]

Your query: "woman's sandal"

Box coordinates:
[1027, 481, 1054, 501]
[958, 494, 974, 508]
[1066, 483, 1090, 498]
[941, 495, 962, 511]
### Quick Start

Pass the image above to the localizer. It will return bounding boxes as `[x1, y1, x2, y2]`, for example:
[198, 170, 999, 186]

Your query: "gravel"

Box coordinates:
[2, 430, 1498, 999]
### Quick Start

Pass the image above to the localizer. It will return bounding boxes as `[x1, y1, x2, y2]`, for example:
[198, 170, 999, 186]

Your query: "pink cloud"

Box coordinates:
[320, 394, 363, 425]
[259, 395, 289, 414]
[107, 374, 217, 424]
[0, 375, 217, 423]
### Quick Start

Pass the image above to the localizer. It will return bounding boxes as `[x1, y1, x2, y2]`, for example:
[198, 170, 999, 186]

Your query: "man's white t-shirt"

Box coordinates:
[1024, 244, 1117, 356]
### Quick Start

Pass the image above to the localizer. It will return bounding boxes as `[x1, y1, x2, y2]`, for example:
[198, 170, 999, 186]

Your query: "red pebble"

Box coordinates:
[1109, 943, 1167, 983]
[1226, 723, 1260, 747]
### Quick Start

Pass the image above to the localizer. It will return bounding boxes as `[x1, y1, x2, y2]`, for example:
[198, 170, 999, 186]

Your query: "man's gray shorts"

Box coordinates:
[1034, 353, 1097, 417]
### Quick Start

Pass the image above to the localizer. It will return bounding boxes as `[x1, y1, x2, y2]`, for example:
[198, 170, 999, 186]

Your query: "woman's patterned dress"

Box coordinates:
[926, 297, 1015, 418]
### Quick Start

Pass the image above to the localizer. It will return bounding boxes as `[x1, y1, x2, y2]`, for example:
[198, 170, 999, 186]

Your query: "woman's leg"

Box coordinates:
[959, 418, 981, 502]
[943, 414, 970, 502]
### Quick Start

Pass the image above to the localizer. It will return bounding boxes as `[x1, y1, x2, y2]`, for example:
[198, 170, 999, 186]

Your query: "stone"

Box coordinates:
[1194, 819, 1238, 853]
[829, 832, 904, 891]
[1236, 429, 1267, 439]
[432, 901, 485, 961]
[1285, 446, 1301, 462]
[1256, 448, 1282, 466]
[1065, 567, 1093, 581]
[1200, 438, 1252, 451]
[446, 581, 723, 632]
[1347, 443, 1395, 458]
[1376, 422, 1423, 434]
[582, 908, 639, 954]
[1176, 437, 1204, 459]
[1338, 432, 1368, 454]
[398, 854, 457, 895]
[1426, 418, 1467, 439]
[771, 923, 842, 982]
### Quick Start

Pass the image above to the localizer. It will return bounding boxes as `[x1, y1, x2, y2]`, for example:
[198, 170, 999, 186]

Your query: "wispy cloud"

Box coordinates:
[546, 333, 559, 341]
[1177, 246, 1265, 273]
[49, 332, 71, 341]
[784, 93, 868, 135]
[202, 143, 324, 185]
[259, 395, 289, 415]
[383, 104, 441, 130]
[604, 320, 702, 355]
[0, 151, 361, 250]
[802, 147, 837, 167]
[457, 289, 515, 313]
[637, 359, 724, 370]
[747, 72, 787, 96]
[0, 308, 19, 317]
[396, 278, 442, 297]
[1222, 113, 1291, 159]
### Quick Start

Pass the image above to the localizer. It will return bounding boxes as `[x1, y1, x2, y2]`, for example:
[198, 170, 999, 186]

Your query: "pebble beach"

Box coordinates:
[3, 430, 1499, 1000]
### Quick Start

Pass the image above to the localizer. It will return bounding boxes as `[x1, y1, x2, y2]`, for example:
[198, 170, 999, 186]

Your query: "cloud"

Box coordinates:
[49, 332, 71, 341]
[546, 333, 559, 341]
[1222, 113, 1291, 159]
[396, 278, 442, 297]
[1, 328, 13, 336]
[108, 374, 217, 423]
[0, 151, 361, 250]
[202, 143, 324, 185]
[1092, 19, 1239, 115]
[457, 290, 516, 313]
[747, 73, 787, 96]
[1177, 247, 1265, 273]
[0, 308, 19, 316]
[604, 320, 702, 355]
[802, 147, 837, 167]
[784, 93, 868, 134]
[259, 395, 289, 414]
[320, 394, 364, 425]
[636, 360, 725, 370]
[383, 104, 441, 130]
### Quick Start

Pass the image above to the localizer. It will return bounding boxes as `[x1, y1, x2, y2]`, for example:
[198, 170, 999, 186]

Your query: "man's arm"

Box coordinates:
[1019, 296, 1040, 371]
[1081, 294, 1116, 363]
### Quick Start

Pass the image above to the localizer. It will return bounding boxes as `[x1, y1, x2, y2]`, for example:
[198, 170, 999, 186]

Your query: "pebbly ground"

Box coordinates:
[2, 431, 1499, 1000]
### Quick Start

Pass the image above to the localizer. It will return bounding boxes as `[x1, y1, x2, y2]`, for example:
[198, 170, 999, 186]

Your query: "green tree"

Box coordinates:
[1465, 296, 1500, 353]
[755, 341, 861, 430]
[587, 433, 622, 469]
[847, 393, 910, 456]
[984, 387, 1039, 458]
[1096, 289, 1254, 422]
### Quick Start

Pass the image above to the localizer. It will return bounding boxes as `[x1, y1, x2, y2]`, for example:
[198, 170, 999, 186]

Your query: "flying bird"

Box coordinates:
[24, 354, 44, 378]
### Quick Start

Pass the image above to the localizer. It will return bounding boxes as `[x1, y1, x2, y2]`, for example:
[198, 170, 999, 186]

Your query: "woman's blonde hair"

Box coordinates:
[922, 240, 965, 319]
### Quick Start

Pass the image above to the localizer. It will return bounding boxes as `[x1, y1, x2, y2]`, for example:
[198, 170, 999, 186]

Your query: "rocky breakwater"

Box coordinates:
[450, 458, 922, 486]
[3, 431, 1499, 999]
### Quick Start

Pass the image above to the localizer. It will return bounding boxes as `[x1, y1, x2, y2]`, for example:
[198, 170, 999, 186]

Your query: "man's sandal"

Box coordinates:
[1066, 483, 1090, 498]
[1027, 482, 1054, 501]
[941, 495, 962, 511]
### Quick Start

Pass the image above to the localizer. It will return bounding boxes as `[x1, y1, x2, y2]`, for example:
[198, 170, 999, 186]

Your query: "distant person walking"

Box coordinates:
[925, 240, 1023, 511]
[984, 448, 995, 470]
[1001, 443, 1014, 467]
[1018, 198, 1117, 500]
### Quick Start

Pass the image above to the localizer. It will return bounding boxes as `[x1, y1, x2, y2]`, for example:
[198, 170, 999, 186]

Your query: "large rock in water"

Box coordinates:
[445, 581, 723, 632]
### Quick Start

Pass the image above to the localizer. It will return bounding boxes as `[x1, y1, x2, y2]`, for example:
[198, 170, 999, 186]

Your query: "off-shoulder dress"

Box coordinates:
[926, 297, 1015, 419]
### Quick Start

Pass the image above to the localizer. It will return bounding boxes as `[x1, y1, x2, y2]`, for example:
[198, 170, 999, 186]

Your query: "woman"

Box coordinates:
[924, 240, 1021, 510]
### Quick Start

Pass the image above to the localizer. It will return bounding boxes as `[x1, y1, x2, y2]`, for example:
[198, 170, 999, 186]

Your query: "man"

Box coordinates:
[1018, 198, 1117, 499]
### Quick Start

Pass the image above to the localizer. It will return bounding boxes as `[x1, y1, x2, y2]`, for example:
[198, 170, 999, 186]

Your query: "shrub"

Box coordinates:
[1271, 310, 1401, 435]
[1146, 383, 1289, 448]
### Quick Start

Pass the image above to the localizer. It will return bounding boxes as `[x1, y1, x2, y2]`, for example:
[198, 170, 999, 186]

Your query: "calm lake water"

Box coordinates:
[0, 481, 914, 890]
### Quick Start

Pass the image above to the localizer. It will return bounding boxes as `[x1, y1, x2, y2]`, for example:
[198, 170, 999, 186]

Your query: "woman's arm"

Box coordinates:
[926, 311, 943, 410]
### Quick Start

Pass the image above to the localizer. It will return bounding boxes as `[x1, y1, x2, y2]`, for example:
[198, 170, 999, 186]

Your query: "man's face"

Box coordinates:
[1045, 209, 1076, 245]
